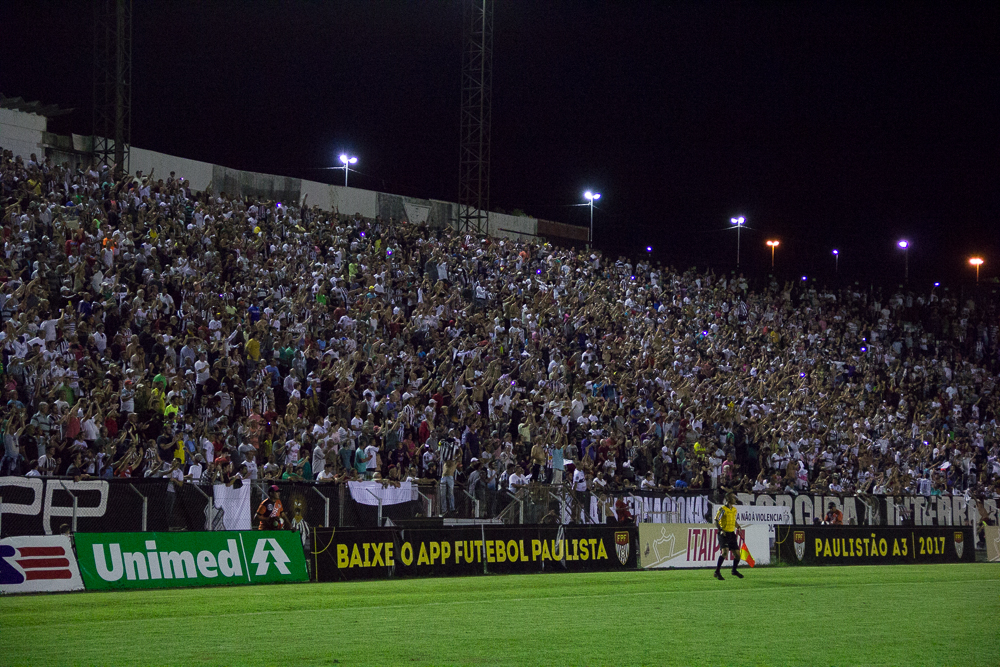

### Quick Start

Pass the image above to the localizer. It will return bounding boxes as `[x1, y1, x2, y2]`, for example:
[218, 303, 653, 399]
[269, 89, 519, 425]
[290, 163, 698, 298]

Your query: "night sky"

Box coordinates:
[3, 2, 998, 285]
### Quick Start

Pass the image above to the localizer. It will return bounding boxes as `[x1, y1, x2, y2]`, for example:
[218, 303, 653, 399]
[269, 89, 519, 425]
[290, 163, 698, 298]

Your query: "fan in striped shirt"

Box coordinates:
[241, 393, 262, 417]
[402, 403, 416, 427]
[55, 339, 75, 364]
[438, 439, 461, 466]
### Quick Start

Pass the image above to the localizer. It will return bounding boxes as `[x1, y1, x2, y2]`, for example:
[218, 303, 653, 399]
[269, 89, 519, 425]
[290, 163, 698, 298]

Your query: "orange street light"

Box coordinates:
[766, 240, 780, 268]
[969, 257, 984, 282]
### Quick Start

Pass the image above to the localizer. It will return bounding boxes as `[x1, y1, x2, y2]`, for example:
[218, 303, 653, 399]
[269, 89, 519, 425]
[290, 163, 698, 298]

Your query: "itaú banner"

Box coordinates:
[1, 535, 85, 594]
[638, 524, 770, 569]
[986, 526, 1000, 563]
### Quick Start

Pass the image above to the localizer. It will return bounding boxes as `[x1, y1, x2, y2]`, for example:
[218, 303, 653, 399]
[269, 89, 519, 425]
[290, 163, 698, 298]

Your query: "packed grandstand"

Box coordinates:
[1, 146, 999, 529]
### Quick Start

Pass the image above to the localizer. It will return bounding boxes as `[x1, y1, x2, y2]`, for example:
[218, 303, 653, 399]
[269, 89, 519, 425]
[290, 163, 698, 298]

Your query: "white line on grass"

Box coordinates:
[3, 577, 994, 633]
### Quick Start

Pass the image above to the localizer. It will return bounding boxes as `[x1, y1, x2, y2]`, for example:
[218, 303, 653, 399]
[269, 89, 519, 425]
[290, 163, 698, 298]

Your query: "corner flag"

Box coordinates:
[739, 540, 756, 568]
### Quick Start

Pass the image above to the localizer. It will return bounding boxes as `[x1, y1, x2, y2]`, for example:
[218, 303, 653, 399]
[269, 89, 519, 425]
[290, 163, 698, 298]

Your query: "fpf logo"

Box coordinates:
[614, 532, 630, 565]
[793, 531, 806, 561]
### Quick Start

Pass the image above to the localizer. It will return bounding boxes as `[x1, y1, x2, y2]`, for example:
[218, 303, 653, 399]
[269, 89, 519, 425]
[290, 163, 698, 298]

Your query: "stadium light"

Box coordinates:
[832, 249, 839, 273]
[766, 240, 779, 268]
[898, 240, 909, 281]
[731, 216, 746, 267]
[969, 257, 984, 282]
[339, 154, 358, 187]
[584, 191, 601, 245]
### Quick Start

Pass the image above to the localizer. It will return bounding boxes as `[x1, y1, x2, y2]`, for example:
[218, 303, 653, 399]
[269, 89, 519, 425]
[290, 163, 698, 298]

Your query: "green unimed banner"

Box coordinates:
[74, 531, 309, 590]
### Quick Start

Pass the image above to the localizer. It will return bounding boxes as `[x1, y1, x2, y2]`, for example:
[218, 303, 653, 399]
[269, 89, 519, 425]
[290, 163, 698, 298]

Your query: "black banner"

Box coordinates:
[0, 477, 180, 537]
[734, 492, 995, 530]
[0, 476, 420, 538]
[776, 525, 975, 566]
[313, 525, 638, 581]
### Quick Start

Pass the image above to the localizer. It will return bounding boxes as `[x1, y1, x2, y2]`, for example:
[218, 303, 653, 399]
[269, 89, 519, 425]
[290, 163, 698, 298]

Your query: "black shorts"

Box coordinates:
[718, 530, 739, 551]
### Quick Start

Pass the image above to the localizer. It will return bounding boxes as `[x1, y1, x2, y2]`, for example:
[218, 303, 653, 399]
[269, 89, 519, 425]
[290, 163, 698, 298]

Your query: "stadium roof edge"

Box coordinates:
[0, 93, 74, 118]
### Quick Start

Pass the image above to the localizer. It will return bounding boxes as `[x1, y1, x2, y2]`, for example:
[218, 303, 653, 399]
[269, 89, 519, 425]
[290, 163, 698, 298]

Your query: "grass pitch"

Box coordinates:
[1, 564, 997, 666]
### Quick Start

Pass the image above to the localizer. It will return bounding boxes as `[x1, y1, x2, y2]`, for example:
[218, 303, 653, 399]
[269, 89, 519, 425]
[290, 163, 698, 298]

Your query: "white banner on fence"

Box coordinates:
[347, 481, 413, 506]
[712, 504, 791, 539]
[212, 484, 252, 531]
[638, 523, 770, 569]
[1, 535, 84, 594]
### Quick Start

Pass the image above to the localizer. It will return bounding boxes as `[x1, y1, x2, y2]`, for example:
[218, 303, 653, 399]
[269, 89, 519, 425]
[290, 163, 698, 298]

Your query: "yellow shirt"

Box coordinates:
[716, 505, 737, 533]
[150, 388, 166, 415]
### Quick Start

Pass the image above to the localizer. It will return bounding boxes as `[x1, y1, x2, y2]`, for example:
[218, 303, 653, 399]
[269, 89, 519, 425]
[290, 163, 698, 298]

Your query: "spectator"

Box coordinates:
[0, 144, 996, 531]
[440, 440, 461, 516]
[824, 502, 844, 525]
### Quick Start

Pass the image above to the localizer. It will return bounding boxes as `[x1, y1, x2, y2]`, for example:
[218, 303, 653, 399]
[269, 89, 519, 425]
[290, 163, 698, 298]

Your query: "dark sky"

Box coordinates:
[4, 2, 999, 285]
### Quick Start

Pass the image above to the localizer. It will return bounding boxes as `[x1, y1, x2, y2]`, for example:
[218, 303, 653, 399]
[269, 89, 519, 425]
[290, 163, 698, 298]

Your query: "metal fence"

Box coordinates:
[2, 476, 994, 542]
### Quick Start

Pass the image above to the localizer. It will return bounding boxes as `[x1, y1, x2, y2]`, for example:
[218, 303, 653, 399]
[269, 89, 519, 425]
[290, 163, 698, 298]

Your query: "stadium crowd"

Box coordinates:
[1, 146, 999, 522]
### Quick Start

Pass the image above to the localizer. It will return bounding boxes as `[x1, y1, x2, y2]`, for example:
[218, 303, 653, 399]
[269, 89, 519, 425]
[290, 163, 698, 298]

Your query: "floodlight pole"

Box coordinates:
[731, 217, 745, 267]
[339, 155, 357, 187]
[585, 191, 600, 246]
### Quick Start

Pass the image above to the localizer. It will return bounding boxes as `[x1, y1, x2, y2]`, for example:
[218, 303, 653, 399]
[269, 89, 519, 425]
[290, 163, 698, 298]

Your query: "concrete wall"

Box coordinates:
[377, 192, 455, 229]
[537, 218, 588, 243]
[487, 211, 538, 241]
[0, 108, 46, 160]
[211, 164, 300, 204]
[2, 116, 575, 243]
[327, 184, 379, 218]
[125, 146, 533, 237]
[130, 146, 214, 191]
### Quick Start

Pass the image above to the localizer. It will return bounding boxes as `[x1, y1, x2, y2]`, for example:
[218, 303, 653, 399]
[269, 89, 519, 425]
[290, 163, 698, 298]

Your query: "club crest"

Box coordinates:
[793, 530, 806, 561]
[615, 531, 630, 565]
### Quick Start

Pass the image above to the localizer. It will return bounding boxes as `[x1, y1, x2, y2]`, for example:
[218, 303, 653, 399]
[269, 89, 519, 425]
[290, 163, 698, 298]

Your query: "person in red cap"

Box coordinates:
[256, 485, 288, 530]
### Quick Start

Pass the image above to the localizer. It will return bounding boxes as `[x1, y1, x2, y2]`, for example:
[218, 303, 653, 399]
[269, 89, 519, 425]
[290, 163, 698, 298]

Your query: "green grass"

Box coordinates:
[1, 564, 998, 666]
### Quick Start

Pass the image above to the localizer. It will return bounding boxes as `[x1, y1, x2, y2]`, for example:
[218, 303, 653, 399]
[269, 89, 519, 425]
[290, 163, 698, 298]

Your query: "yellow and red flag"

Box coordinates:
[739, 540, 756, 568]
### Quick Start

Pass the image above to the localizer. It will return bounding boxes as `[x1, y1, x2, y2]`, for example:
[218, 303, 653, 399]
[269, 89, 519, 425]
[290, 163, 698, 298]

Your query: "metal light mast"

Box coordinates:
[458, 0, 493, 235]
[93, 0, 132, 179]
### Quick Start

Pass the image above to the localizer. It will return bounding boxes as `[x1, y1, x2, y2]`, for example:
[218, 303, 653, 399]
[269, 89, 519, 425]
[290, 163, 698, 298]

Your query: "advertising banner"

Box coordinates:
[0, 477, 422, 537]
[638, 523, 770, 569]
[986, 526, 1000, 563]
[0, 535, 85, 594]
[599, 493, 710, 525]
[74, 531, 309, 590]
[711, 504, 791, 539]
[0, 476, 213, 537]
[735, 492, 996, 534]
[775, 525, 975, 566]
[313, 525, 637, 581]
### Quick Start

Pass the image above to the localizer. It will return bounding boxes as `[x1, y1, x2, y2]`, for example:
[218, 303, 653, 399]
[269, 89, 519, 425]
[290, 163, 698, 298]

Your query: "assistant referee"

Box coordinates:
[714, 492, 744, 580]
